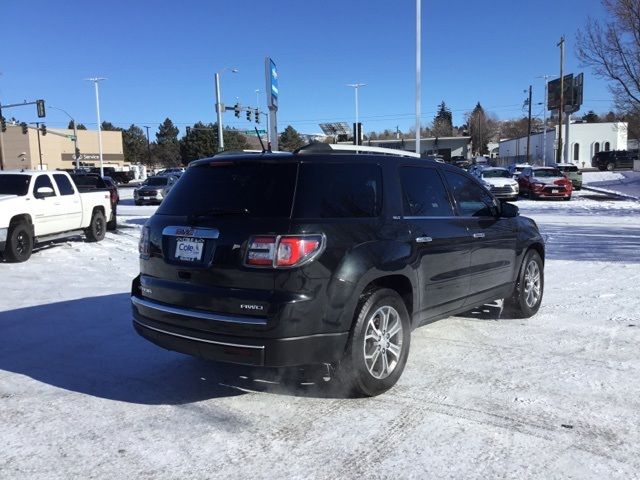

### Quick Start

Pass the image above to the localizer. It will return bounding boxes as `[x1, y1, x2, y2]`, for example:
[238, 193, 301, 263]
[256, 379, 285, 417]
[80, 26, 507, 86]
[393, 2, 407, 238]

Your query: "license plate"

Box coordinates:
[175, 237, 204, 262]
[552, 189, 559, 193]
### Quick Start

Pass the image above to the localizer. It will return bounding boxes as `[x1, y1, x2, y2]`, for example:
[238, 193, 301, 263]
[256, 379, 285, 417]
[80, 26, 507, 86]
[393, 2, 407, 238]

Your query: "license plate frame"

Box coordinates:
[174, 236, 205, 262]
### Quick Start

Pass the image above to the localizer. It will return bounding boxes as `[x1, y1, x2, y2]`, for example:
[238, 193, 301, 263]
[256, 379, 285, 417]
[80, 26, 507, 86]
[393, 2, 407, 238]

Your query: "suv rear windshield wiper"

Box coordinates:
[187, 207, 251, 223]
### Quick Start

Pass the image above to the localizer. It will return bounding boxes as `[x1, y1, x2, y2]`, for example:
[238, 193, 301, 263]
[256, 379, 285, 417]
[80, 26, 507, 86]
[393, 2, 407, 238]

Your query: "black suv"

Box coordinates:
[132, 147, 545, 396]
[592, 150, 635, 171]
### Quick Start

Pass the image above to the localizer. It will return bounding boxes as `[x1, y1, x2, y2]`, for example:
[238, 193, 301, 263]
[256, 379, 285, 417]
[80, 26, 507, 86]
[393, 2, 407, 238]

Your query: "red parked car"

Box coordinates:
[518, 166, 573, 201]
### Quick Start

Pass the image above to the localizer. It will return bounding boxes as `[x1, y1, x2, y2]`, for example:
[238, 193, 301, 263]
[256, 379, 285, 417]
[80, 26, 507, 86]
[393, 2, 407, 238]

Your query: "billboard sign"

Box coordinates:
[265, 57, 278, 110]
[547, 73, 583, 112]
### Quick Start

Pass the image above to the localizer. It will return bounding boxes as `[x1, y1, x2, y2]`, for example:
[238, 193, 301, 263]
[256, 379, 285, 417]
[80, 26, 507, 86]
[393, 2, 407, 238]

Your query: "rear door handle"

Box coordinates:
[416, 236, 432, 243]
[473, 233, 485, 239]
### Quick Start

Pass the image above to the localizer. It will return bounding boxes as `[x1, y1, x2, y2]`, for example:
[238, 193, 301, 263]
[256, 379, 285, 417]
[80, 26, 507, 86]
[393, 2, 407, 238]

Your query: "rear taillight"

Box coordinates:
[139, 226, 150, 259]
[246, 234, 324, 268]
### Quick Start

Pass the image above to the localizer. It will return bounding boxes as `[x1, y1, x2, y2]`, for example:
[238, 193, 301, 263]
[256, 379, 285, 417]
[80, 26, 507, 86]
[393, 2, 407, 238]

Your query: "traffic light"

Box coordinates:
[21, 122, 28, 134]
[36, 99, 46, 118]
[185, 126, 191, 135]
[234, 103, 241, 118]
[0, 116, 6, 132]
[40, 124, 47, 136]
[255, 109, 260, 124]
[246, 109, 252, 121]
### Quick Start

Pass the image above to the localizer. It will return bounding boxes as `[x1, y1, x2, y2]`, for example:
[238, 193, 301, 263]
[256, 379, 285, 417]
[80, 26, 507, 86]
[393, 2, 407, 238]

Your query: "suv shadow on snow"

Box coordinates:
[0, 293, 349, 403]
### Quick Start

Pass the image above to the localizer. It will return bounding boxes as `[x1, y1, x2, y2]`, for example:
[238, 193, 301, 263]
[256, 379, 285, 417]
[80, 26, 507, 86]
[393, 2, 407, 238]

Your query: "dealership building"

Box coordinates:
[364, 136, 472, 161]
[0, 124, 126, 171]
[498, 121, 628, 167]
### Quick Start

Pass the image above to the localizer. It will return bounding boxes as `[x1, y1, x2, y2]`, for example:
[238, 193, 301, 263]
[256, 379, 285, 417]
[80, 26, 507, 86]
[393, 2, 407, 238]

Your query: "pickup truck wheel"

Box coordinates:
[337, 288, 411, 397]
[85, 210, 106, 242]
[504, 250, 544, 318]
[5, 222, 33, 263]
[107, 206, 117, 231]
[606, 162, 615, 171]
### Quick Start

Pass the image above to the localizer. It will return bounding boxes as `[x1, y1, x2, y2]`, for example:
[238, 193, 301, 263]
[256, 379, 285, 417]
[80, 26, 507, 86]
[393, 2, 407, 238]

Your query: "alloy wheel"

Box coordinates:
[523, 260, 541, 308]
[363, 306, 404, 380]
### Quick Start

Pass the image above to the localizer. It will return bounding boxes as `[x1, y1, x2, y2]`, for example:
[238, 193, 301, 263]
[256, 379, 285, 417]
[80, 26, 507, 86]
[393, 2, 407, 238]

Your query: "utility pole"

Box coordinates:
[526, 85, 532, 163]
[0, 104, 5, 170]
[35, 122, 43, 170]
[537, 75, 550, 165]
[556, 36, 565, 164]
[144, 125, 152, 166]
[86, 77, 106, 177]
[415, 0, 421, 156]
[214, 67, 238, 152]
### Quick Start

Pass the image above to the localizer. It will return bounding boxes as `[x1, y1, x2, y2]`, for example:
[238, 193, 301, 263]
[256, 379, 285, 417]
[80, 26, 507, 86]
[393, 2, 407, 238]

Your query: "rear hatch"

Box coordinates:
[138, 158, 300, 331]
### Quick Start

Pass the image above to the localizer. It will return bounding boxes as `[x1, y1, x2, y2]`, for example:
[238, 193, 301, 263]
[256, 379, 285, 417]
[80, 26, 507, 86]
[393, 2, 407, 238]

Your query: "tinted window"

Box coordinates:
[444, 171, 494, 217]
[34, 175, 55, 196]
[0, 174, 31, 196]
[157, 161, 297, 217]
[144, 177, 169, 186]
[70, 174, 106, 190]
[53, 174, 75, 195]
[533, 169, 562, 177]
[399, 167, 453, 217]
[294, 163, 382, 218]
[482, 169, 511, 178]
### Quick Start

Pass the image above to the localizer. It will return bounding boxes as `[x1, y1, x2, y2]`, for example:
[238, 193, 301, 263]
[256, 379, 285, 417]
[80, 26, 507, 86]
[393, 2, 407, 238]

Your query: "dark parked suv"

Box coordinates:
[592, 150, 635, 171]
[132, 147, 545, 396]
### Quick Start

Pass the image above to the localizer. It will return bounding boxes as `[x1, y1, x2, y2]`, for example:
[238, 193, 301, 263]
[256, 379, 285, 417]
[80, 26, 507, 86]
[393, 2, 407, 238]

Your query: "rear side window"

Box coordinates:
[53, 174, 75, 195]
[157, 162, 297, 217]
[399, 167, 453, 217]
[444, 171, 494, 217]
[294, 163, 382, 218]
[34, 175, 55, 196]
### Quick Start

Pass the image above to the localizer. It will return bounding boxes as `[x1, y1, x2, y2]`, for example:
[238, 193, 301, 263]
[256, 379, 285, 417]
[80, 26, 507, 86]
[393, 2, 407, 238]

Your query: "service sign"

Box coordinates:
[266, 57, 278, 110]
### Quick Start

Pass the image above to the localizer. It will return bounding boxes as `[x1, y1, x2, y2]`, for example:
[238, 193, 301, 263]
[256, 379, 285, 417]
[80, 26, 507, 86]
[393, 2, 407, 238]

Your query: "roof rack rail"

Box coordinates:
[296, 143, 421, 159]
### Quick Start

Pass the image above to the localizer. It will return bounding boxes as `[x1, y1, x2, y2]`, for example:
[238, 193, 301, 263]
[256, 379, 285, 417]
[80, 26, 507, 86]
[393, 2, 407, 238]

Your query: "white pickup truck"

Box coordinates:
[0, 170, 112, 262]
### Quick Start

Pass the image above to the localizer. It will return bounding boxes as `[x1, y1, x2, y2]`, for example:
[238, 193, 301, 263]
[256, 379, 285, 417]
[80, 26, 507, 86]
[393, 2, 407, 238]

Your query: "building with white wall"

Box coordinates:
[365, 136, 472, 161]
[498, 122, 628, 167]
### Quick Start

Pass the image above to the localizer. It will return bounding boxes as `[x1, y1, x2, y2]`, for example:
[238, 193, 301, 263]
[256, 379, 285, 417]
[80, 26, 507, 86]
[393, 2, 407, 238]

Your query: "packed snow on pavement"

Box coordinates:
[1, 188, 639, 479]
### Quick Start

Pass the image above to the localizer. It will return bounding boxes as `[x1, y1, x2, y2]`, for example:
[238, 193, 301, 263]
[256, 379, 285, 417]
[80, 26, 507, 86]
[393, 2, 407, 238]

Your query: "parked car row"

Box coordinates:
[470, 163, 578, 201]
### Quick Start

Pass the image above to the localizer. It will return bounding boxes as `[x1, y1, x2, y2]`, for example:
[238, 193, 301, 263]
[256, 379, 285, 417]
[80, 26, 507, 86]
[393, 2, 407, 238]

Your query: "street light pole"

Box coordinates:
[50, 106, 80, 169]
[214, 67, 238, 152]
[416, 0, 422, 156]
[347, 83, 366, 150]
[86, 77, 106, 176]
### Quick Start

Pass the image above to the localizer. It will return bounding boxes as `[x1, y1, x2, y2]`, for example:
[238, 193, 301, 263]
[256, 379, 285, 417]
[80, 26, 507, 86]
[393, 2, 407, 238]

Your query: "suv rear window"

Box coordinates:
[157, 162, 297, 217]
[293, 163, 382, 218]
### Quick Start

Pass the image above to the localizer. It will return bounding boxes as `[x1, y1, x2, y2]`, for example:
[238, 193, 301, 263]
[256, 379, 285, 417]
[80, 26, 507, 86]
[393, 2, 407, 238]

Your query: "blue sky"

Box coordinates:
[0, 0, 613, 137]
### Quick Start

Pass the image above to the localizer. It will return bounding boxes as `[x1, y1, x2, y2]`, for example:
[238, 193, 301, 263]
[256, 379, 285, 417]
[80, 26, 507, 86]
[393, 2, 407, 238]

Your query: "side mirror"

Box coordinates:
[35, 186, 55, 198]
[500, 201, 519, 218]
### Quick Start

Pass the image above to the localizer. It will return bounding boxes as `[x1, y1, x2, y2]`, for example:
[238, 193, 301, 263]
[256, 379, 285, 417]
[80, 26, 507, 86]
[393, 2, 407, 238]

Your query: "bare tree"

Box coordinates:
[576, 0, 640, 112]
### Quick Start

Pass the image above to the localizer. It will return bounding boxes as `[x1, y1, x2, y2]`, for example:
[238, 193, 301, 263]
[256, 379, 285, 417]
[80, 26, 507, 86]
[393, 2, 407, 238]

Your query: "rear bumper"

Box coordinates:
[132, 296, 349, 367]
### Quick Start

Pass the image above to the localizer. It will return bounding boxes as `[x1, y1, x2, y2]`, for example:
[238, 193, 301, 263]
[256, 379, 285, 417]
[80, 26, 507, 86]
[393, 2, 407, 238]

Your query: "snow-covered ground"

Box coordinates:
[1, 188, 639, 479]
[583, 170, 640, 200]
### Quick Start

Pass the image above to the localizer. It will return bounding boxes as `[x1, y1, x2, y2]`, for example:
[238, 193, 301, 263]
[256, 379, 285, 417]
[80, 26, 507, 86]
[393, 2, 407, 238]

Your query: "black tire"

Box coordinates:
[606, 162, 615, 171]
[504, 250, 544, 319]
[107, 205, 117, 231]
[135, 200, 142, 206]
[563, 196, 571, 201]
[85, 210, 106, 242]
[4, 222, 33, 263]
[336, 288, 411, 397]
